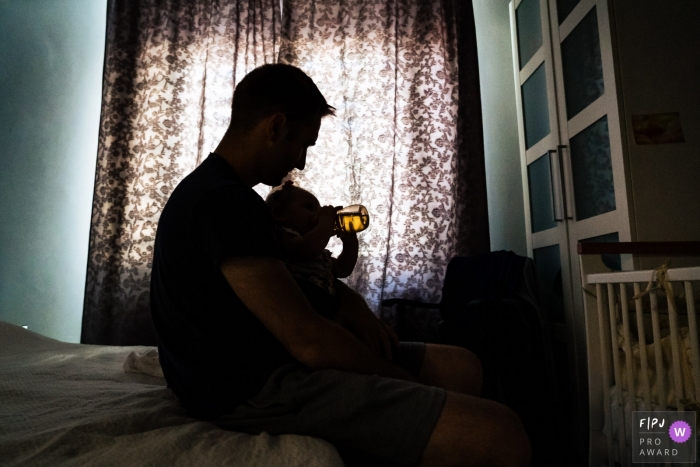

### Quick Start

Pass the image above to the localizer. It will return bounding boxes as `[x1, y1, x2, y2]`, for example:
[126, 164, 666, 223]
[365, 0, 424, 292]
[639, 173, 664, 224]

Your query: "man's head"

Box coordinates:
[223, 64, 335, 187]
[229, 64, 335, 141]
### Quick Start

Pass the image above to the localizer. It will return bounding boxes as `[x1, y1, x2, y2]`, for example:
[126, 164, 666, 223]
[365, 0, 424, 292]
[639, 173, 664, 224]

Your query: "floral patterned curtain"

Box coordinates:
[82, 0, 488, 345]
[82, 0, 282, 345]
[276, 0, 489, 335]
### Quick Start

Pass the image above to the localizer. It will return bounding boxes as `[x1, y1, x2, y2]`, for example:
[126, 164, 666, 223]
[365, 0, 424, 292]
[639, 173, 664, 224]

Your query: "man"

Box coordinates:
[150, 63, 530, 467]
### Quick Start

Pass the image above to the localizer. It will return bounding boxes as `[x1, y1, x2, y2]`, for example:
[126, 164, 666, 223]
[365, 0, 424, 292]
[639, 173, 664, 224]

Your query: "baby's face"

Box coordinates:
[280, 189, 321, 235]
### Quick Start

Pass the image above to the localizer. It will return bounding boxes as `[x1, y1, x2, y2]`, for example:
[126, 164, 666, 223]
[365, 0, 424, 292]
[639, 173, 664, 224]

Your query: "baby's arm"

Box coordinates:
[278, 205, 337, 262]
[332, 231, 358, 278]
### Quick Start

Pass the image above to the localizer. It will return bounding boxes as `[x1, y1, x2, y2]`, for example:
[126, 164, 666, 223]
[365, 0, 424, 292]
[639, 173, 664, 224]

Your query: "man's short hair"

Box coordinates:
[229, 64, 335, 140]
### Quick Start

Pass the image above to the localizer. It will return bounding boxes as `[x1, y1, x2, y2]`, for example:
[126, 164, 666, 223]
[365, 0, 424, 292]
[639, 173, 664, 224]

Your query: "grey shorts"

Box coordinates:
[211, 342, 446, 467]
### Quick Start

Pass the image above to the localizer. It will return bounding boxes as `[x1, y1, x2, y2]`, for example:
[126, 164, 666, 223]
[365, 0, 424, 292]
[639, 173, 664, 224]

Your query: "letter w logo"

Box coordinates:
[675, 427, 687, 437]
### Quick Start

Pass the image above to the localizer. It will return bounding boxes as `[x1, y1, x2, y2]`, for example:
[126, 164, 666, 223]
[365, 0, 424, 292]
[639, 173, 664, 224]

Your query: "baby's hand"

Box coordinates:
[336, 230, 358, 242]
[316, 205, 339, 233]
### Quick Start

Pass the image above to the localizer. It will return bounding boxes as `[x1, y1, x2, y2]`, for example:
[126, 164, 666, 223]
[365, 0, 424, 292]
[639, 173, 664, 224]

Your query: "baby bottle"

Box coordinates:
[335, 205, 370, 233]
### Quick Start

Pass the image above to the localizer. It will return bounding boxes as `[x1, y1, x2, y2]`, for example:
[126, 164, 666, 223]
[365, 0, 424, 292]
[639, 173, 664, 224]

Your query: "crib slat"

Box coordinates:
[596, 283, 615, 465]
[620, 285, 636, 409]
[634, 282, 652, 410]
[619, 284, 635, 467]
[650, 290, 667, 410]
[665, 280, 684, 410]
[608, 283, 627, 455]
[685, 282, 700, 402]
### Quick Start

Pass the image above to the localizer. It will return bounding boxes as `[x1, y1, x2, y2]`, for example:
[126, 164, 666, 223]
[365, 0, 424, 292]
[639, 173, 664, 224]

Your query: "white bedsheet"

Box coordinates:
[0, 321, 345, 467]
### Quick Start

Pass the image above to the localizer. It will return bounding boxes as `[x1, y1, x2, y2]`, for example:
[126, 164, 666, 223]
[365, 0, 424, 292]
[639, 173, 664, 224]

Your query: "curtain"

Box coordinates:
[82, 0, 282, 345]
[82, 0, 488, 345]
[454, 0, 490, 259]
[276, 0, 488, 334]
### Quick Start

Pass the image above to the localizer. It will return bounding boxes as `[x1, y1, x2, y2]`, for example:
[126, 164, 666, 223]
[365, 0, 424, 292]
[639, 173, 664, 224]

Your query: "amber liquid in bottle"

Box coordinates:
[335, 205, 370, 233]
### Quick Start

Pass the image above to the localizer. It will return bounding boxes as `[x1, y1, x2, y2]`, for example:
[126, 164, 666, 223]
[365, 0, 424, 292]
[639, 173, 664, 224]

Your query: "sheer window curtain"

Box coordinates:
[82, 0, 488, 345]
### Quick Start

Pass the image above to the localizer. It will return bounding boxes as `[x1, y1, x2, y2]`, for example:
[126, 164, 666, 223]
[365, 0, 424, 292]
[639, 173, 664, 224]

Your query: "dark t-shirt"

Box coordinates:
[150, 153, 296, 418]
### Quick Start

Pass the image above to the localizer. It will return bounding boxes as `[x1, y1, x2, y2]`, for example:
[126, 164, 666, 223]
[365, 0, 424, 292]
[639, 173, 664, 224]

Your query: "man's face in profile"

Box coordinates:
[262, 115, 321, 187]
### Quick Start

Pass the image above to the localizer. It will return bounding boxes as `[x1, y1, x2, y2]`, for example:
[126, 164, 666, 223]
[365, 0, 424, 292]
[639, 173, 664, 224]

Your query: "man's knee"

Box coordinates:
[421, 344, 483, 395]
[485, 405, 531, 465]
[420, 394, 530, 467]
[460, 402, 530, 466]
[456, 347, 483, 392]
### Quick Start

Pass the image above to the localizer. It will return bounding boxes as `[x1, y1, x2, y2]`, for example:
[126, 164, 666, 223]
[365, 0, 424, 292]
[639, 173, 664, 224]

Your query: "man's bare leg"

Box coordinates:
[418, 343, 483, 395]
[420, 392, 531, 467]
[415, 344, 530, 466]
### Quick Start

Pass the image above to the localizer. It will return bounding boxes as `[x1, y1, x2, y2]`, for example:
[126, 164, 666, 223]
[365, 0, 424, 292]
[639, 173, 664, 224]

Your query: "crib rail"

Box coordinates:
[579, 242, 700, 467]
[586, 266, 700, 284]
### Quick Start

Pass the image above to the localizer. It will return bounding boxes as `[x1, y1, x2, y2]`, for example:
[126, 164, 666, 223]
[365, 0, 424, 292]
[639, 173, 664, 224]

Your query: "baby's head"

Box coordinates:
[266, 181, 321, 235]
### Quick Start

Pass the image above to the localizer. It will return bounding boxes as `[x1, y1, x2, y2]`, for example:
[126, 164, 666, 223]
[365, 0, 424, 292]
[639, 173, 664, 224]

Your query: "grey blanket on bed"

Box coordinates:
[0, 321, 344, 467]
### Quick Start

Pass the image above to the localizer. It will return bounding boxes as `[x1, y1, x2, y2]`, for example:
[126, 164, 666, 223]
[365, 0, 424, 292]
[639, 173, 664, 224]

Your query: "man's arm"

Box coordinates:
[334, 280, 400, 361]
[220, 255, 415, 381]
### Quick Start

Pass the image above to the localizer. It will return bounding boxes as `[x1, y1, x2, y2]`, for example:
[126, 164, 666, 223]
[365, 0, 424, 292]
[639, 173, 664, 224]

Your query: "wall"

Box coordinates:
[472, 0, 528, 256]
[609, 0, 700, 270]
[613, 0, 700, 236]
[0, 0, 107, 342]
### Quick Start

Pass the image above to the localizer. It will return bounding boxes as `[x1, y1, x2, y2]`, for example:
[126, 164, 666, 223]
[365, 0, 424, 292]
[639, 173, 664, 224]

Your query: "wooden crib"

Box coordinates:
[579, 242, 700, 467]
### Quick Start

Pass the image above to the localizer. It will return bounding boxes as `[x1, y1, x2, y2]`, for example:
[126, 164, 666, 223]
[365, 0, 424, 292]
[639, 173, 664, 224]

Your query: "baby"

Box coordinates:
[265, 181, 358, 320]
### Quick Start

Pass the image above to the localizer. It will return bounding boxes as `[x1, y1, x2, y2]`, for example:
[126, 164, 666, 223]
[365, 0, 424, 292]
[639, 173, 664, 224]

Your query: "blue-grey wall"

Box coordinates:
[473, 0, 528, 256]
[0, 0, 107, 342]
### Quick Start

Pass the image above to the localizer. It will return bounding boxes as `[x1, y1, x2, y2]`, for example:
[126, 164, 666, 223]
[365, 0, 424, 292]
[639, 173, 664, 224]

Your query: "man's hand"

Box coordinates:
[335, 281, 399, 361]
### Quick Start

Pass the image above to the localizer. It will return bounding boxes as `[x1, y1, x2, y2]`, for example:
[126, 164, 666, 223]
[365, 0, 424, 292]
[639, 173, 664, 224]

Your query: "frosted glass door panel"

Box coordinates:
[522, 64, 550, 149]
[570, 115, 615, 221]
[533, 244, 565, 324]
[556, 0, 581, 24]
[516, 0, 543, 68]
[528, 154, 557, 233]
[561, 6, 604, 119]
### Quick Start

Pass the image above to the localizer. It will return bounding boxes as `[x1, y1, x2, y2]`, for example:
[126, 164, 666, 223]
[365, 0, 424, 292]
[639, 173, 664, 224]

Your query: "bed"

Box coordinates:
[0, 321, 345, 466]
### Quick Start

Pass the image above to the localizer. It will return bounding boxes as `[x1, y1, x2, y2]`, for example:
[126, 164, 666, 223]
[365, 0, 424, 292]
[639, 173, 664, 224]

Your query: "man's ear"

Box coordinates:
[265, 112, 288, 143]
